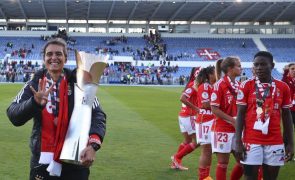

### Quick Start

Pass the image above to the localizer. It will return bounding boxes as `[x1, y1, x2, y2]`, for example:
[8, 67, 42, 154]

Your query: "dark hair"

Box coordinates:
[196, 65, 215, 87]
[282, 63, 295, 81]
[184, 67, 201, 89]
[42, 38, 68, 59]
[215, 57, 239, 79]
[254, 51, 273, 63]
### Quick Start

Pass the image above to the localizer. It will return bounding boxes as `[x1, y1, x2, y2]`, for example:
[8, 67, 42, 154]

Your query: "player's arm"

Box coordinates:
[180, 93, 199, 112]
[281, 83, 294, 162]
[80, 96, 106, 167]
[210, 83, 235, 125]
[7, 77, 44, 126]
[211, 105, 235, 126]
[89, 97, 107, 146]
[235, 104, 247, 161]
[282, 108, 294, 162]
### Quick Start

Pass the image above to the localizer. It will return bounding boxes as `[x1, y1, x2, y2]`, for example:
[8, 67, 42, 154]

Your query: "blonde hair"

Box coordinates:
[215, 57, 240, 80]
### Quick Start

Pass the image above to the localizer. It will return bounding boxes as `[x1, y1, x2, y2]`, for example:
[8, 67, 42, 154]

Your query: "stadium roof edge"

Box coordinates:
[88, 0, 295, 2]
[1, 0, 295, 22]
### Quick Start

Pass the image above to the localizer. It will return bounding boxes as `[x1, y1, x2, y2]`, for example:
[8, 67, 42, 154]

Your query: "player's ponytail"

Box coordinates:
[215, 58, 223, 80]
[216, 57, 239, 80]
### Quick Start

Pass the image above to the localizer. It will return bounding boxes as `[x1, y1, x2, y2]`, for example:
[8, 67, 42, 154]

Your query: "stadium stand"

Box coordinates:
[164, 37, 259, 62]
[0, 35, 288, 84]
[260, 38, 295, 62]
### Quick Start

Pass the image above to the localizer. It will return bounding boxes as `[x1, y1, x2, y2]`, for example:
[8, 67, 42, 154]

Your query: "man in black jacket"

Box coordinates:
[7, 38, 106, 180]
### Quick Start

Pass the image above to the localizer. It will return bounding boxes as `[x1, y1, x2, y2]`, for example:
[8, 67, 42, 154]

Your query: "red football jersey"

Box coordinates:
[179, 83, 198, 117]
[210, 77, 239, 133]
[236, 79, 292, 145]
[282, 76, 295, 111]
[196, 82, 214, 123]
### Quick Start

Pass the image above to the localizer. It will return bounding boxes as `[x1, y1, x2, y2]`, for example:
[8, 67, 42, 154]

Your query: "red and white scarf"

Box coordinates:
[39, 75, 69, 176]
[225, 75, 239, 95]
[255, 76, 276, 99]
[254, 76, 276, 134]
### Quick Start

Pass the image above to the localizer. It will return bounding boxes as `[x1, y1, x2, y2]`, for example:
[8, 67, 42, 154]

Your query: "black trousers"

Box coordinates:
[30, 163, 89, 180]
[292, 111, 295, 128]
[283, 111, 295, 146]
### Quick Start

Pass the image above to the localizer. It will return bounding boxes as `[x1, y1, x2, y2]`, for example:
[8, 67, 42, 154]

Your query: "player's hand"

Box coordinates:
[235, 140, 246, 161]
[284, 144, 294, 162]
[80, 145, 96, 167]
[230, 117, 236, 127]
[30, 78, 54, 106]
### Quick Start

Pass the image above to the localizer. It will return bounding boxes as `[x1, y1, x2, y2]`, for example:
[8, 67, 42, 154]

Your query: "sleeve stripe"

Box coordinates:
[13, 83, 28, 103]
[92, 97, 100, 109]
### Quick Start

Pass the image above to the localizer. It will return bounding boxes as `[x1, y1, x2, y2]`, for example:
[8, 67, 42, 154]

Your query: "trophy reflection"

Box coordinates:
[60, 50, 108, 164]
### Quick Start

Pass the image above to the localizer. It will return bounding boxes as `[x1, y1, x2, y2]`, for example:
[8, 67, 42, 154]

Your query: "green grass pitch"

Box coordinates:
[0, 84, 294, 179]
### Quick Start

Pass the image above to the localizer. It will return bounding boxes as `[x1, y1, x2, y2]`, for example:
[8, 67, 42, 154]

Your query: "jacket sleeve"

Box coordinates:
[89, 97, 107, 143]
[6, 80, 44, 127]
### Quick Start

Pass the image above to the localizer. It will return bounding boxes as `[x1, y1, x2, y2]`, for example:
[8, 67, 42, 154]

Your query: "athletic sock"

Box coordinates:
[258, 166, 263, 180]
[176, 143, 186, 153]
[199, 166, 210, 180]
[230, 163, 244, 180]
[216, 163, 228, 180]
[175, 143, 197, 160]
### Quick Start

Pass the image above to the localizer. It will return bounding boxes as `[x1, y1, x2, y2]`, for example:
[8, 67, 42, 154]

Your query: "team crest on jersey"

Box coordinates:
[219, 144, 224, 149]
[185, 88, 192, 94]
[227, 96, 233, 104]
[211, 93, 217, 101]
[202, 92, 209, 99]
[205, 135, 208, 140]
[237, 90, 244, 100]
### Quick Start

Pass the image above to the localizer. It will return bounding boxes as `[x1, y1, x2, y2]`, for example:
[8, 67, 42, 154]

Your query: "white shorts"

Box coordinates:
[196, 120, 214, 145]
[241, 144, 285, 166]
[211, 132, 235, 153]
[179, 116, 196, 135]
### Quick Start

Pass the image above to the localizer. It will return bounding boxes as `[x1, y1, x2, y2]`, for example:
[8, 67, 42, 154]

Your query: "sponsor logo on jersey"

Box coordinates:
[227, 96, 233, 104]
[199, 109, 212, 115]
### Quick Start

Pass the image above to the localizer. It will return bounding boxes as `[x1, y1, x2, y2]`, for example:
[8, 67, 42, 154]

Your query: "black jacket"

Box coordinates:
[6, 68, 106, 169]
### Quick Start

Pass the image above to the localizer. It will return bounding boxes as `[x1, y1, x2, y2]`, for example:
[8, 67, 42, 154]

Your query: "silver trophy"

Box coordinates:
[60, 50, 108, 164]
